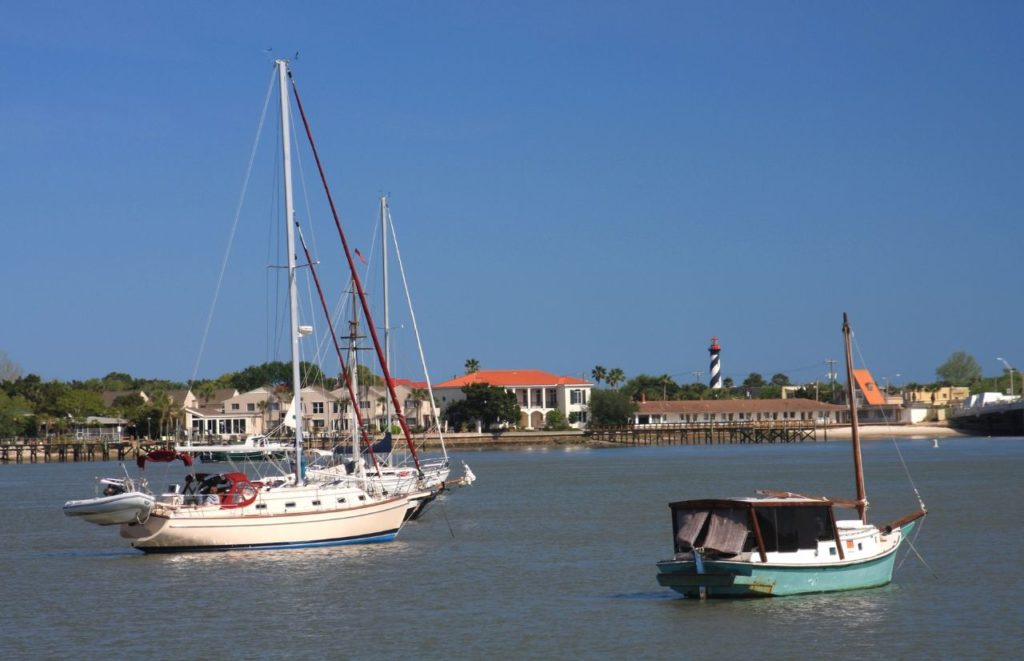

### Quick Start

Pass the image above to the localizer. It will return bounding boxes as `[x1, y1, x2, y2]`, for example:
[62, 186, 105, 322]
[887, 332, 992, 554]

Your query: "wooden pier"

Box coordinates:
[589, 421, 825, 446]
[0, 439, 139, 464]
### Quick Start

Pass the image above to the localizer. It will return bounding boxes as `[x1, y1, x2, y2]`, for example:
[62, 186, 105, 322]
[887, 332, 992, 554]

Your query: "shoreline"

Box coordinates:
[816, 424, 968, 441]
[424, 424, 972, 451]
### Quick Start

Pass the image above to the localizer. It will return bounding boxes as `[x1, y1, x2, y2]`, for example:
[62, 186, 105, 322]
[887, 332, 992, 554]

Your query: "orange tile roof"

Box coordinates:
[389, 378, 428, 389]
[434, 369, 591, 389]
[851, 369, 886, 406]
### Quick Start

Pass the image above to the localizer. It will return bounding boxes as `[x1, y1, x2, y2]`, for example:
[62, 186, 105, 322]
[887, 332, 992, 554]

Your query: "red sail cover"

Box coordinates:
[137, 449, 194, 470]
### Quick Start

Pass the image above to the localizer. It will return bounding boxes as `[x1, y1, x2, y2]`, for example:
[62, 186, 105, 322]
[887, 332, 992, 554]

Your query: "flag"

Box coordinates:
[354, 248, 367, 265]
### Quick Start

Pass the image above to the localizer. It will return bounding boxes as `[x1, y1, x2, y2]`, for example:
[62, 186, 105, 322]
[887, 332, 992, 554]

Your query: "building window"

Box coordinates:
[570, 389, 587, 405]
[517, 389, 528, 407]
[231, 403, 239, 411]
[312, 402, 324, 414]
[531, 389, 543, 407]
[313, 419, 324, 429]
[545, 389, 557, 408]
[247, 403, 255, 412]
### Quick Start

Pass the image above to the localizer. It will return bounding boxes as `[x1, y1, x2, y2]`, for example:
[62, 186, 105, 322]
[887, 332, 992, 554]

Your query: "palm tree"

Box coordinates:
[591, 365, 607, 385]
[606, 368, 625, 388]
[659, 374, 674, 400]
[196, 381, 217, 407]
[465, 358, 480, 374]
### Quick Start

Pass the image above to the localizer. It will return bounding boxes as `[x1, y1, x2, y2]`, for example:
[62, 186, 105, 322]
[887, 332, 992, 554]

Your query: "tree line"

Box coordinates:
[0, 349, 1014, 437]
[585, 351, 1019, 427]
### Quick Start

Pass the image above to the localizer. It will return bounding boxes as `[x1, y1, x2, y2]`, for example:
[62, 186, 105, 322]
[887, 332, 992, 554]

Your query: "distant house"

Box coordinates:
[433, 369, 592, 430]
[327, 380, 436, 433]
[849, 369, 903, 424]
[101, 390, 149, 409]
[633, 398, 846, 426]
[903, 386, 970, 406]
[184, 388, 246, 439]
[74, 415, 130, 441]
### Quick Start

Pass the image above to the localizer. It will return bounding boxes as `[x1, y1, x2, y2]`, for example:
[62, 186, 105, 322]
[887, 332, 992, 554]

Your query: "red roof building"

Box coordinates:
[433, 369, 592, 430]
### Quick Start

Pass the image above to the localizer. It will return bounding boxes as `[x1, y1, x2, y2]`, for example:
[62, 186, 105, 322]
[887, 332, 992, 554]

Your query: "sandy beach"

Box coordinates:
[822, 424, 967, 441]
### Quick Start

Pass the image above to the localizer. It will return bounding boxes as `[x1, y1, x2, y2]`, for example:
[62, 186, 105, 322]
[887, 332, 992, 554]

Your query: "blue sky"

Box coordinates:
[3, 1, 1022, 388]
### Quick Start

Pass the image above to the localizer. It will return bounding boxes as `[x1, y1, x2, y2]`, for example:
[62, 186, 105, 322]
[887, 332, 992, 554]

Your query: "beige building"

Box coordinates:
[184, 380, 436, 441]
[433, 369, 592, 430]
[634, 398, 847, 425]
[903, 386, 970, 406]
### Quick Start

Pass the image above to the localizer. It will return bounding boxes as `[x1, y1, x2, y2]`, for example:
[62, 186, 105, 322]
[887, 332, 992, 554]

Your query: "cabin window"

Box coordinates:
[311, 500, 321, 506]
[673, 508, 752, 556]
[754, 506, 834, 553]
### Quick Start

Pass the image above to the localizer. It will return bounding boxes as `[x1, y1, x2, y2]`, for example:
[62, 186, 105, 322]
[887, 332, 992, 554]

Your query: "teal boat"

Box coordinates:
[656, 314, 926, 598]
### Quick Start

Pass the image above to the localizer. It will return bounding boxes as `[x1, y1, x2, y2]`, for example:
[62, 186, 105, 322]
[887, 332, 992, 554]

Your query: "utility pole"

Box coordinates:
[825, 359, 838, 402]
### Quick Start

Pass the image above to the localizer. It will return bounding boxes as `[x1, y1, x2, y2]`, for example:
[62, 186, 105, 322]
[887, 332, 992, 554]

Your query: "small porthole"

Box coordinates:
[337, 498, 346, 504]
[358, 495, 366, 501]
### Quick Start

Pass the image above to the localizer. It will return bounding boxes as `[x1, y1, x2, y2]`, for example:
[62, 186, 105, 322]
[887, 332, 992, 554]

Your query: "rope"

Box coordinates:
[189, 66, 276, 385]
[850, 332, 928, 513]
[387, 204, 448, 459]
[897, 517, 938, 579]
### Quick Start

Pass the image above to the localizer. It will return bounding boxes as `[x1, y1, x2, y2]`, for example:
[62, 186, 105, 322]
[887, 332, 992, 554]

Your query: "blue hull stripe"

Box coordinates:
[135, 529, 400, 554]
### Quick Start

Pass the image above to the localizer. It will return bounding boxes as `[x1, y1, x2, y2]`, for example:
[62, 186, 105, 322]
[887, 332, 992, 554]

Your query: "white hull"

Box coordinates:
[306, 460, 451, 495]
[120, 483, 408, 552]
[64, 492, 156, 526]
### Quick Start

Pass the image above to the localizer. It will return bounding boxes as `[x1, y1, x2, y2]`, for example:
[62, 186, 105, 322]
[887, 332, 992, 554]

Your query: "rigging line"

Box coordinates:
[851, 333, 928, 512]
[190, 66, 277, 386]
[438, 494, 456, 539]
[388, 205, 447, 456]
[289, 70, 422, 472]
[897, 520, 938, 578]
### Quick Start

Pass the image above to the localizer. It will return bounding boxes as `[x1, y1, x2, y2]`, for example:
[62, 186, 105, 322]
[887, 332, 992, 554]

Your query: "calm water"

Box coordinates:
[2, 437, 1021, 659]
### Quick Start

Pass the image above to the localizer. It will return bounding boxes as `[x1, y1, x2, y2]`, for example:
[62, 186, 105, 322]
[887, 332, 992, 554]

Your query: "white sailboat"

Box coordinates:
[66, 60, 409, 552]
[301, 197, 474, 516]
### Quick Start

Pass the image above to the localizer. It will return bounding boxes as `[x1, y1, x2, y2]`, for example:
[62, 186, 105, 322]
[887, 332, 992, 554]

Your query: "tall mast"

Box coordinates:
[382, 195, 392, 434]
[348, 292, 363, 477]
[277, 60, 304, 484]
[842, 312, 868, 523]
[288, 78, 421, 471]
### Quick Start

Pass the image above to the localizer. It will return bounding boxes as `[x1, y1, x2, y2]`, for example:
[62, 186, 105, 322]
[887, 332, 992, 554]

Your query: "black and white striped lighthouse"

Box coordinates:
[708, 337, 722, 390]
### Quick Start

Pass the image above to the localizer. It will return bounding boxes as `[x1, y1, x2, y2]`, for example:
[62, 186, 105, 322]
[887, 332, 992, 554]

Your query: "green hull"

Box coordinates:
[657, 522, 916, 598]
